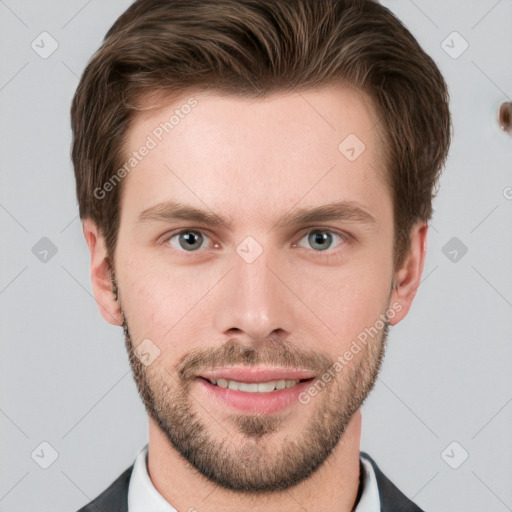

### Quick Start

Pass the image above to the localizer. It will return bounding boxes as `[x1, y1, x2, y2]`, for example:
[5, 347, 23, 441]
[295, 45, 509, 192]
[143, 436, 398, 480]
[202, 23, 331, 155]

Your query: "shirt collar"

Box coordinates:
[128, 443, 380, 512]
[128, 444, 177, 511]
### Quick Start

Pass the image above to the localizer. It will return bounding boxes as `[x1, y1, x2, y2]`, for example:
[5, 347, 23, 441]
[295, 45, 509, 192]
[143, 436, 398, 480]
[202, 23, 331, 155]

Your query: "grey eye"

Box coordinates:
[301, 230, 338, 251]
[171, 230, 205, 251]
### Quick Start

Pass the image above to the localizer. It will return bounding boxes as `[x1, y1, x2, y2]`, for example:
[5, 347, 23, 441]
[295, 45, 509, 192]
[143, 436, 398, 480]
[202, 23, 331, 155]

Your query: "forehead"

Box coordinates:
[127, 85, 382, 156]
[119, 85, 390, 227]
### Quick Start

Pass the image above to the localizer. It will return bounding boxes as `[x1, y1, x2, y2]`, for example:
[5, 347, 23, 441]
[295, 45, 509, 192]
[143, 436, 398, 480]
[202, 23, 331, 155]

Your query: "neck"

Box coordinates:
[146, 410, 362, 512]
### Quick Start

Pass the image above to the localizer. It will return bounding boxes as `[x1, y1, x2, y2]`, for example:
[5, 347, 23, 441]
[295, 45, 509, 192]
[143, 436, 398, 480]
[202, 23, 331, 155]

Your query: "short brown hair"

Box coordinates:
[70, 0, 451, 271]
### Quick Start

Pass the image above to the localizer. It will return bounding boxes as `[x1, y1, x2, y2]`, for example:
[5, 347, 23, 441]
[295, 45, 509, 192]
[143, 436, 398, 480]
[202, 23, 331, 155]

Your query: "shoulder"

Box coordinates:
[75, 464, 134, 512]
[360, 452, 426, 512]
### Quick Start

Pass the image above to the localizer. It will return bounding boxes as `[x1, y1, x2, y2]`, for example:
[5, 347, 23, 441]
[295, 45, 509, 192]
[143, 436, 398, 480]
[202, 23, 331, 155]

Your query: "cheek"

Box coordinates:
[119, 261, 213, 347]
[303, 258, 392, 351]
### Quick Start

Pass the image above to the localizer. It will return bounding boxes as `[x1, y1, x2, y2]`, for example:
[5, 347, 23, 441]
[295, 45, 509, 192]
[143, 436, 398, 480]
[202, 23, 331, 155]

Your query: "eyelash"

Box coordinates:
[161, 228, 351, 261]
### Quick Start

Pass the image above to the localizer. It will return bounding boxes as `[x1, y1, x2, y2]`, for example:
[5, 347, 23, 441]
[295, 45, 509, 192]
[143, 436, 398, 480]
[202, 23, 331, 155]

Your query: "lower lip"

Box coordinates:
[196, 378, 314, 415]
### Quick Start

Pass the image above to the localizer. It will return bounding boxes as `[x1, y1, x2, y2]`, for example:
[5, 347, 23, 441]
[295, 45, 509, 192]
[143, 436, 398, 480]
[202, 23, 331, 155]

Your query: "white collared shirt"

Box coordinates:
[128, 443, 380, 511]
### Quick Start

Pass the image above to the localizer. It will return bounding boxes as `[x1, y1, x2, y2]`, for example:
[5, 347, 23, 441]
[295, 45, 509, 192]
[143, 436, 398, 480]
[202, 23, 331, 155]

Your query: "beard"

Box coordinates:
[111, 271, 389, 494]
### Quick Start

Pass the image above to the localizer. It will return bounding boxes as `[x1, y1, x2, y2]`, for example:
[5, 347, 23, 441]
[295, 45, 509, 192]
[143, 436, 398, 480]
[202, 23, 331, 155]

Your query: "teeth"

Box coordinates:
[209, 378, 300, 392]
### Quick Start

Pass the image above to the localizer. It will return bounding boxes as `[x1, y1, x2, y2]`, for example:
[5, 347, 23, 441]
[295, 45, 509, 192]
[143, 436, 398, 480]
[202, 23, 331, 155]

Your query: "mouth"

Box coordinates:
[199, 376, 314, 393]
[197, 365, 316, 383]
[194, 366, 316, 414]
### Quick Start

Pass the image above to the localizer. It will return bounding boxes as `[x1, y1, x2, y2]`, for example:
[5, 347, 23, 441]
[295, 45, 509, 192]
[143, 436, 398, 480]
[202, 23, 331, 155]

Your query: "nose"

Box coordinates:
[212, 243, 296, 346]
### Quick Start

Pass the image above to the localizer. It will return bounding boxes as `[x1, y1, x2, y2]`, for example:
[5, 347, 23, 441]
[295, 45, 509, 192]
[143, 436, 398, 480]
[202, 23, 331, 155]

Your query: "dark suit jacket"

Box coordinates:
[76, 451, 424, 512]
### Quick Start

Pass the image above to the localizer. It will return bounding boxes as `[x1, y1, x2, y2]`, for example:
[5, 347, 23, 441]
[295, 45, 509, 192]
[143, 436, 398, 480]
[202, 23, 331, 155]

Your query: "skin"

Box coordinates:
[83, 85, 428, 512]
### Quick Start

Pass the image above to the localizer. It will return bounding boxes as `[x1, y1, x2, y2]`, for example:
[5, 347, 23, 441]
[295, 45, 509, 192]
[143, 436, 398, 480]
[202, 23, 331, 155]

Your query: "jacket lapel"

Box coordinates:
[76, 464, 133, 512]
[360, 452, 425, 512]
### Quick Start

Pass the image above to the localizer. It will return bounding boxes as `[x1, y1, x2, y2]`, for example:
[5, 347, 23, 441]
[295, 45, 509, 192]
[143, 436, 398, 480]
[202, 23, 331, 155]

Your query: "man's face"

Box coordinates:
[111, 86, 398, 492]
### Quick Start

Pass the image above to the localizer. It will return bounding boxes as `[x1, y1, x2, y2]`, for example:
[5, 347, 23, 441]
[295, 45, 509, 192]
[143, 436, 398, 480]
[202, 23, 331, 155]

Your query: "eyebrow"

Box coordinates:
[137, 200, 378, 231]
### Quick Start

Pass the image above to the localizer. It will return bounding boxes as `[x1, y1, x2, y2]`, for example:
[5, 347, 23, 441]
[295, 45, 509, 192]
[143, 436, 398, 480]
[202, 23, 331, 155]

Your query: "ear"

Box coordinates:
[388, 222, 428, 326]
[82, 218, 124, 326]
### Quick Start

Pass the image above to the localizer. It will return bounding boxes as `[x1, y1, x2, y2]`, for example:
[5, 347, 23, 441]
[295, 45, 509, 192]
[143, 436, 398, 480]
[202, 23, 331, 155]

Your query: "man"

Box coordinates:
[71, 0, 451, 510]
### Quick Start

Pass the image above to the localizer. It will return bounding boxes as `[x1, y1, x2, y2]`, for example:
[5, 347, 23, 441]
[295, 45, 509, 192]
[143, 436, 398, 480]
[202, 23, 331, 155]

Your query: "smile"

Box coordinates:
[197, 376, 316, 414]
[204, 378, 312, 393]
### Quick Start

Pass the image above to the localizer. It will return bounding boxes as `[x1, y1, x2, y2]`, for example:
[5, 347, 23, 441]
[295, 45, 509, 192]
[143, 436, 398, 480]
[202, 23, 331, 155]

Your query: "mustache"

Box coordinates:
[177, 337, 333, 381]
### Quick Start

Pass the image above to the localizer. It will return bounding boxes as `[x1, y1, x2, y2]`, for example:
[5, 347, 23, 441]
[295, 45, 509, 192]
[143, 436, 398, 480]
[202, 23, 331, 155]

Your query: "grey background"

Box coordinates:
[1, 1, 511, 511]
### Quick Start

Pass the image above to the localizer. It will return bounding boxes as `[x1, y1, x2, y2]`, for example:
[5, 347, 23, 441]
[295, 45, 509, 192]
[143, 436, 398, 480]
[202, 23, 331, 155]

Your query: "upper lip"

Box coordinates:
[198, 366, 316, 383]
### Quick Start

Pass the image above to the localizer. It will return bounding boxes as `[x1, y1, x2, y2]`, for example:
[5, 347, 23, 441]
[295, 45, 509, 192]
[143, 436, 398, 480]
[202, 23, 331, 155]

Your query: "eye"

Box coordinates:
[295, 229, 348, 253]
[164, 229, 216, 252]
[162, 228, 350, 256]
